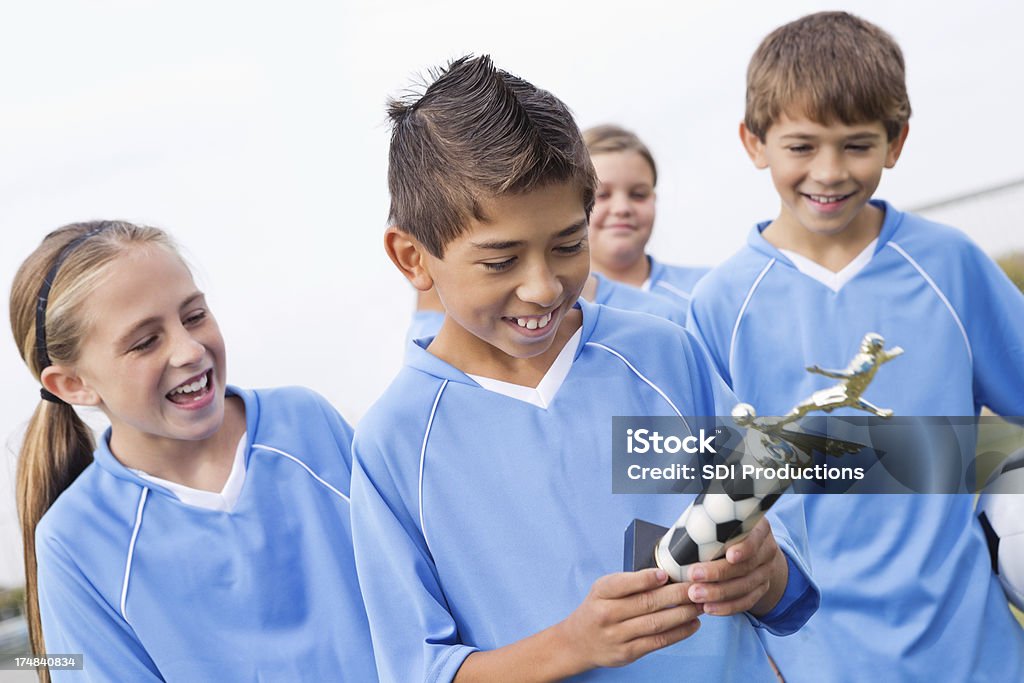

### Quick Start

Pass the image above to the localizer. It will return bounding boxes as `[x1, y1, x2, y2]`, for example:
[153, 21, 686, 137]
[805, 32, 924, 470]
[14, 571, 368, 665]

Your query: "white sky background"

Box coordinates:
[1, 0, 1021, 586]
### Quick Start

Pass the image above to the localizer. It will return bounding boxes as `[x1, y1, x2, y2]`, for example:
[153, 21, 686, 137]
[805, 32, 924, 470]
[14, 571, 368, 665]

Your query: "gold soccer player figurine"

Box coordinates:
[774, 332, 903, 430]
[627, 332, 902, 581]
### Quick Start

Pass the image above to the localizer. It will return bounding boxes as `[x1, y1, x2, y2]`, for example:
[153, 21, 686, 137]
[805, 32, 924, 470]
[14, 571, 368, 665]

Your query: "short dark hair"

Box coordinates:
[387, 55, 596, 257]
[745, 11, 911, 141]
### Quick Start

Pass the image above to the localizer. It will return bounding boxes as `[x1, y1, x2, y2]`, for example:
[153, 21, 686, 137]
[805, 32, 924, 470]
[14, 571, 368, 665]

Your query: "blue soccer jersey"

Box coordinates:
[352, 300, 818, 682]
[590, 271, 689, 326]
[687, 199, 1024, 682]
[644, 256, 709, 305]
[406, 310, 445, 344]
[35, 386, 378, 682]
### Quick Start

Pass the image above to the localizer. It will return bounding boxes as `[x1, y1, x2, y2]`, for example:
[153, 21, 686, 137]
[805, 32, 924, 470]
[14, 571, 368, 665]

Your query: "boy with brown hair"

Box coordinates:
[687, 11, 1024, 681]
[352, 55, 819, 681]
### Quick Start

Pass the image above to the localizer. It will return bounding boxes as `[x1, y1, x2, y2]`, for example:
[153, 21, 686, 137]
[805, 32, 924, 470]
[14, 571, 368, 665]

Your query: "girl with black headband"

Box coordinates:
[10, 222, 378, 681]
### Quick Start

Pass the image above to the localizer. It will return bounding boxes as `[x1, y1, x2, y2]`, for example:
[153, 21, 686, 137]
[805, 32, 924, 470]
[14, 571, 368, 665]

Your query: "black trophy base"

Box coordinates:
[624, 518, 670, 572]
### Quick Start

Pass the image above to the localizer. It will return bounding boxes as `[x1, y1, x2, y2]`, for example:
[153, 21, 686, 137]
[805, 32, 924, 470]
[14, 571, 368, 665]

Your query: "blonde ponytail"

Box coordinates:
[16, 401, 94, 682]
[9, 221, 175, 681]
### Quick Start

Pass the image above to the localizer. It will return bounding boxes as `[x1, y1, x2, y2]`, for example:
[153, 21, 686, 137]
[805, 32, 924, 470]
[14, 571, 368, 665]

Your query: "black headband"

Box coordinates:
[34, 224, 112, 402]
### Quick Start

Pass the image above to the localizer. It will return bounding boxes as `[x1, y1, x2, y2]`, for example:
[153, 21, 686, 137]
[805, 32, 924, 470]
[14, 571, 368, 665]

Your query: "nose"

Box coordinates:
[516, 259, 564, 308]
[810, 148, 849, 186]
[169, 326, 205, 368]
[610, 190, 633, 216]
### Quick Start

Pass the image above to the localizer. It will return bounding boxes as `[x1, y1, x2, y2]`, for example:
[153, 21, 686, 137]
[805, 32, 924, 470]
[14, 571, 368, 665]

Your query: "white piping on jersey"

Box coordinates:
[419, 380, 449, 553]
[886, 242, 973, 367]
[729, 259, 776, 380]
[586, 342, 692, 435]
[653, 280, 693, 302]
[251, 443, 350, 503]
[120, 487, 149, 623]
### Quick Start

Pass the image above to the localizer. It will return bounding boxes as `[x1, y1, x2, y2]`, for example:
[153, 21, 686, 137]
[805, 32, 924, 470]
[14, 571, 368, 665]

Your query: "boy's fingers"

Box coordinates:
[701, 579, 770, 616]
[593, 568, 669, 600]
[724, 518, 772, 565]
[688, 562, 772, 606]
[619, 603, 703, 641]
[625, 618, 702, 658]
[688, 556, 744, 583]
[624, 581, 695, 619]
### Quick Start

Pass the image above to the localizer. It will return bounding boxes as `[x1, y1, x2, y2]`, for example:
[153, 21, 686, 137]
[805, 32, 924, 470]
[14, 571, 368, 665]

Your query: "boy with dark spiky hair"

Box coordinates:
[352, 55, 819, 682]
[687, 12, 1024, 682]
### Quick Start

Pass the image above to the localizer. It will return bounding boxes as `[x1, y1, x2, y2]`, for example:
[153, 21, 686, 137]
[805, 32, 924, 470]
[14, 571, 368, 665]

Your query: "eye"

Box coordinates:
[594, 191, 610, 201]
[555, 239, 586, 255]
[129, 336, 158, 353]
[630, 190, 651, 201]
[184, 310, 208, 326]
[788, 144, 812, 154]
[483, 257, 516, 272]
[846, 144, 872, 152]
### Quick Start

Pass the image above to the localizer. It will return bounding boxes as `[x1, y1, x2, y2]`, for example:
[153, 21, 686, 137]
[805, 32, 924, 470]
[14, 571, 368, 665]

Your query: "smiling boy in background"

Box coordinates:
[687, 12, 1024, 681]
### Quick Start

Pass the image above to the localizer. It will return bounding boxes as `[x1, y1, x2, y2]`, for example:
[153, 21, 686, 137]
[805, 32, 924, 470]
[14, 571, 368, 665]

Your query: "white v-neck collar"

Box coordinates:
[131, 432, 248, 511]
[467, 327, 583, 409]
[779, 238, 877, 292]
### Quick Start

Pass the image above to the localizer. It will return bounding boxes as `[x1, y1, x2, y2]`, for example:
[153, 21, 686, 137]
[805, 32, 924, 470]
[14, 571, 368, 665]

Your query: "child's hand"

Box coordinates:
[685, 518, 788, 617]
[558, 568, 702, 670]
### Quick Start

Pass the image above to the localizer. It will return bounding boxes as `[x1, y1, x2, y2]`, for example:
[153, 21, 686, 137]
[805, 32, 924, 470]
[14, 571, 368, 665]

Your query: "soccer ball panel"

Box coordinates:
[697, 540, 725, 563]
[685, 505, 718, 545]
[998, 534, 1024, 610]
[734, 497, 761, 520]
[976, 448, 1024, 610]
[704, 494, 739, 524]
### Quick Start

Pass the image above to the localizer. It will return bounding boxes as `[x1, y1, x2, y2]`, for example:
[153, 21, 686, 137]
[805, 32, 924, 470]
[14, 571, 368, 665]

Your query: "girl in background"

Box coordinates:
[584, 124, 709, 304]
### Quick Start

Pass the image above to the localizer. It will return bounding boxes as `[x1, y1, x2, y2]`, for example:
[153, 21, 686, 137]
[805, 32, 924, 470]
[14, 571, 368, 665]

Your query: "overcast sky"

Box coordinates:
[1, 0, 1021, 586]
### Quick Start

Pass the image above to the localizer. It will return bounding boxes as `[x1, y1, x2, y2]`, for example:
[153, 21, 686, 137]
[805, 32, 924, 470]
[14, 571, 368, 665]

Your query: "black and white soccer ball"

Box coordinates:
[976, 448, 1024, 610]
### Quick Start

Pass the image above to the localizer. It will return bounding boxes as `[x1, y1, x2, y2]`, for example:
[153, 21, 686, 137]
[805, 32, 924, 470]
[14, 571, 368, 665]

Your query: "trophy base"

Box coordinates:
[624, 518, 670, 572]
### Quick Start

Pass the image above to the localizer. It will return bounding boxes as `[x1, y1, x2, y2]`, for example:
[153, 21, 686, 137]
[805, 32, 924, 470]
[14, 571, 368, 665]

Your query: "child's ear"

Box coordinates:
[40, 365, 101, 407]
[885, 123, 910, 169]
[739, 122, 769, 169]
[384, 226, 435, 292]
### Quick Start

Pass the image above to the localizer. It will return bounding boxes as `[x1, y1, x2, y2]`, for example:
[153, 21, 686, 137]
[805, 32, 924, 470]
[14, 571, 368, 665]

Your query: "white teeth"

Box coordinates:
[514, 312, 553, 330]
[170, 372, 208, 395]
[809, 194, 847, 204]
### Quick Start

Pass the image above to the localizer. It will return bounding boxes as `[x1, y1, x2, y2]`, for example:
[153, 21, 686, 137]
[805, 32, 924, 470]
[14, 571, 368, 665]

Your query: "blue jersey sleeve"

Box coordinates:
[680, 326, 739, 415]
[747, 552, 817, 636]
[311, 391, 357, 479]
[756, 496, 819, 636]
[351, 436, 477, 682]
[686, 286, 736, 388]
[958, 242, 1024, 416]
[36, 531, 163, 682]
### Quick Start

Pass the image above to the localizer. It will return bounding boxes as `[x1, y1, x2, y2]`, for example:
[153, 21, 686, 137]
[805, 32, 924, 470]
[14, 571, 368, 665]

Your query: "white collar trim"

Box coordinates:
[779, 238, 877, 292]
[467, 327, 583, 409]
[131, 433, 247, 511]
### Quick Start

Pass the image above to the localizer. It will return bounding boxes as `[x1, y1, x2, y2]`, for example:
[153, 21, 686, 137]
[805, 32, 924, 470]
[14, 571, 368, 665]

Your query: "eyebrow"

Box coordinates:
[780, 132, 883, 141]
[115, 291, 206, 346]
[470, 219, 588, 251]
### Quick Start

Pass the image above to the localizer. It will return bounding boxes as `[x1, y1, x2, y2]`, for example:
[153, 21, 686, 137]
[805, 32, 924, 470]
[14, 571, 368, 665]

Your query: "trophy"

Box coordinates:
[625, 333, 903, 581]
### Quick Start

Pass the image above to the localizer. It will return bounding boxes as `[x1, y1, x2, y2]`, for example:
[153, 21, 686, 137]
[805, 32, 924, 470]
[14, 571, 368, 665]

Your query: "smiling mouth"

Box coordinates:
[166, 369, 213, 404]
[802, 192, 855, 204]
[506, 311, 554, 331]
